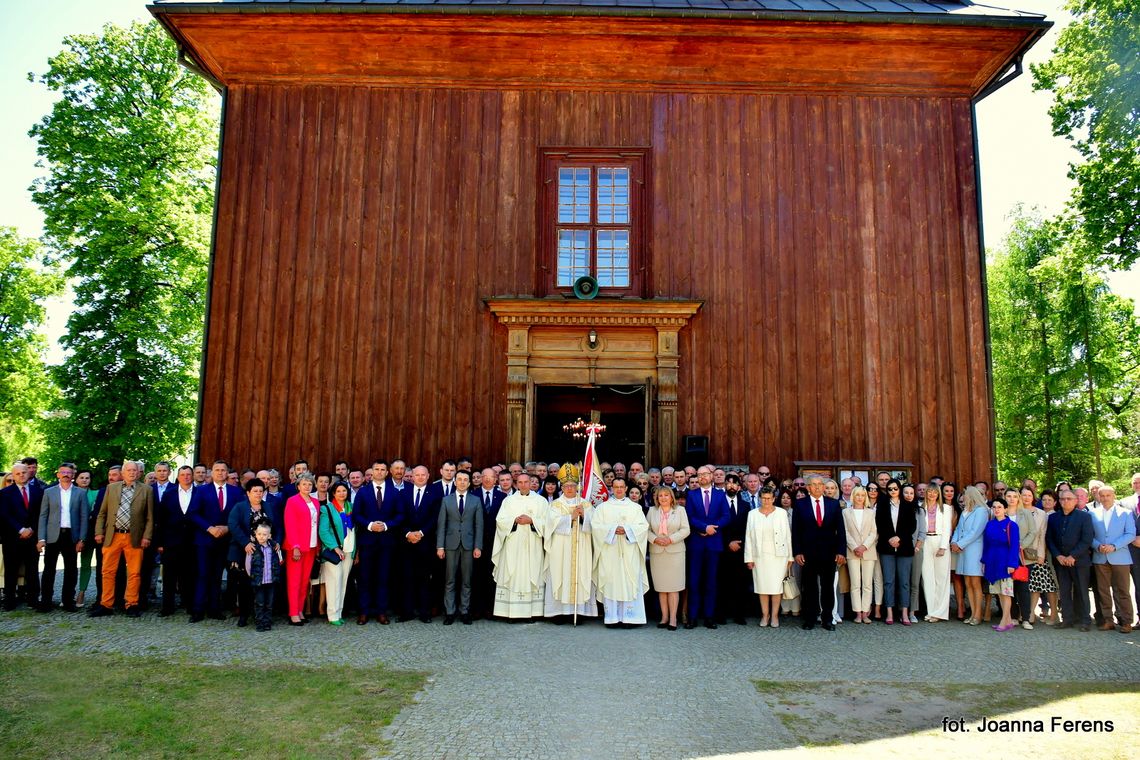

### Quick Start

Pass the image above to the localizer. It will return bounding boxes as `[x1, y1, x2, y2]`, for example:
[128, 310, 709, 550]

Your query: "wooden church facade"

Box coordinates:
[151, 0, 1048, 480]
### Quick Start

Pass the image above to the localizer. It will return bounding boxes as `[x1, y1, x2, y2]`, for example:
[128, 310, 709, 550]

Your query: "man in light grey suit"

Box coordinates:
[436, 470, 483, 625]
[36, 462, 88, 612]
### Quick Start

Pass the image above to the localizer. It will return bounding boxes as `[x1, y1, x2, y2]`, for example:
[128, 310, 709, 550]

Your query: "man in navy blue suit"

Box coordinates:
[792, 474, 847, 631]
[1, 461, 43, 609]
[685, 466, 731, 628]
[353, 459, 404, 625]
[397, 465, 440, 622]
[158, 465, 198, 616]
[471, 468, 508, 618]
[188, 460, 243, 622]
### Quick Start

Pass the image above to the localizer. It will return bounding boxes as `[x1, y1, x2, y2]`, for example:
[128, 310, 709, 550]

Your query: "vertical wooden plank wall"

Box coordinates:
[199, 85, 992, 481]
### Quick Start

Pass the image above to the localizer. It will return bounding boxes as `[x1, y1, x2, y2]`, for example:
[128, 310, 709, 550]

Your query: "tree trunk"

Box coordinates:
[1078, 281, 1103, 478]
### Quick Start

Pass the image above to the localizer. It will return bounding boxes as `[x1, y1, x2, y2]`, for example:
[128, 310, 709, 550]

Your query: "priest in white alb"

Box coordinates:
[543, 471, 596, 620]
[492, 473, 547, 619]
[592, 477, 650, 627]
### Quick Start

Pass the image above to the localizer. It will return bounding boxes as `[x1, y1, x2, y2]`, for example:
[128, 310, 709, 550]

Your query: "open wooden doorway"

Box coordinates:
[534, 385, 647, 466]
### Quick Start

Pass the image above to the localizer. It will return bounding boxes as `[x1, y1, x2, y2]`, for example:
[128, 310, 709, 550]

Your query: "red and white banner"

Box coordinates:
[581, 425, 610, 507]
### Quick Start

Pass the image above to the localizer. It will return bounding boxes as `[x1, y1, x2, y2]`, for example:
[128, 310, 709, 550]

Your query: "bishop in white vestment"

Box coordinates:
[543, 479, 597, 618]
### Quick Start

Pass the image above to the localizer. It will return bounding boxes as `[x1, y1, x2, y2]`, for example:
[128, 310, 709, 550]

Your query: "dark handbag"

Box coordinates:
[319, 505, 343, 565]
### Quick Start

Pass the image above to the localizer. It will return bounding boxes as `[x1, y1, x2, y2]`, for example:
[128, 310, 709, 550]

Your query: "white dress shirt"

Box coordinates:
[59, 485, 72, 529]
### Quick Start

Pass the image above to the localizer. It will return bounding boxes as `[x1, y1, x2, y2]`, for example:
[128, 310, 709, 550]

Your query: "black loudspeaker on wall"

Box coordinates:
[682, 435, 708, 467]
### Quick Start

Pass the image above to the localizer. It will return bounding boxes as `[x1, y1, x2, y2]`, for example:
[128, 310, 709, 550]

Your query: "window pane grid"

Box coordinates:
[556, 229, 591, 287]
[557, 167, 592, 224]
[595, 229, 630, 288]
[596, 167, 630, 225]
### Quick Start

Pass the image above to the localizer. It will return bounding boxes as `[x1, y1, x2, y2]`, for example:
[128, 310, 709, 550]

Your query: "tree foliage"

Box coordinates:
[1031, 0, 1140, 268]
[990, 212, 1140, 486]
[29, 21, 219, 469]
[0, 227, 63, 466]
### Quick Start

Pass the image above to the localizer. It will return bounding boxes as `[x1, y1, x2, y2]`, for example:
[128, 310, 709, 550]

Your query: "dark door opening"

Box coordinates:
[534, 385, 646, 466]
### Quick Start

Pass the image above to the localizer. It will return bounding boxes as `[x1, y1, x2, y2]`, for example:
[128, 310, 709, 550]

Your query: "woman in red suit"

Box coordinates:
[284, 472, 320, 625]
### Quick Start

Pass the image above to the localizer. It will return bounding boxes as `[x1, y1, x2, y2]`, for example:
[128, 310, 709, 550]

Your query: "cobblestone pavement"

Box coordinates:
[2, 607, 1138, 758]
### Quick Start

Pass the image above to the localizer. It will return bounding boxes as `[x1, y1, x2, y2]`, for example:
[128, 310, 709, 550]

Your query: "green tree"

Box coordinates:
[29, 21, 219, 468]
[1032, 0, 1140, 268]
[0, 227, 63, 466]
[990, 213, 1140, 486]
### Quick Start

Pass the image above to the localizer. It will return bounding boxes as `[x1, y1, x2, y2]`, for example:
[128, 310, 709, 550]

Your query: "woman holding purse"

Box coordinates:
[318, 482, 356, 625]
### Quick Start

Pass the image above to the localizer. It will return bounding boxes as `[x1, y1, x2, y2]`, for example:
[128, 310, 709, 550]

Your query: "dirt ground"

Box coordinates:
[740, 680, 1140, 759]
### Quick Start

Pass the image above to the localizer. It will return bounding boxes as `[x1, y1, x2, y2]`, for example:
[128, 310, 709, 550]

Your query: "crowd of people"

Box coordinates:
[2, 455, 1138, 635]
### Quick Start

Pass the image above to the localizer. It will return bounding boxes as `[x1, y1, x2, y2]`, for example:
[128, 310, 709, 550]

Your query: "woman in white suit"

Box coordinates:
[842, 486, 877, 623]
[920, 481, 954, 622]
[744, 488, 793, 627]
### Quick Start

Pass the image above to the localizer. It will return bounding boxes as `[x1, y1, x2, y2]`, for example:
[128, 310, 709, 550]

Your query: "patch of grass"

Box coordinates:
[0, 653, 426, 759]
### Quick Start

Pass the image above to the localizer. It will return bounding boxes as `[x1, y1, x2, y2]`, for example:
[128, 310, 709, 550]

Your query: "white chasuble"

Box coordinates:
[543, 496, 597, 617]
[592, 496, 649, 624]
[492, 491, 547, 618]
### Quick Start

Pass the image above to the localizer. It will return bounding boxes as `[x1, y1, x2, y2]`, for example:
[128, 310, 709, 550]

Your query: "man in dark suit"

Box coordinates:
[0, 461, 43, 609]
[685, 466, 731, 629]
[792, 474, 847, 631]
[1047, 489, 1096, 630]
[22, 456, 48, 491]
[90, 461, 155, 618]
[472, 468, 507, 618]
[158, 465, 198, 616]
[436, 470, 483, 624]
[717, 473, 751, 625]
[187, 460, 243, 621]
[353, 459, 404, 624]
[280, 459, 308, 499]
[397, 465, 439, 622]
[36, 462, 88, 612]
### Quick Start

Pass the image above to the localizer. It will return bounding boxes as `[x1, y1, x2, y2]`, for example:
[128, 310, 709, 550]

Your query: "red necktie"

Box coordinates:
[217, 486, 224, 511]
[21, 486, 28, 509]
[815, 499, 823, 527]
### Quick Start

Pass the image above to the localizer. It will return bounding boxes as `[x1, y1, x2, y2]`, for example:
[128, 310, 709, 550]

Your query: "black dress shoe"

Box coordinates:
[419, 615, 432, 624]
[62, 604, 79, 613]
[461, 614, 472, 625]
[657, 622, 668, 629]
[443, 615, 455, 625]
[237, 616, 248, 628]
[704, 620, 718, 630]
[397, 615, 413, 623]
[207, 611, 226, 621]
[1055, 621, 1073, 629]
[821, 622, 835, 631]
[735, 618, 747, 626]
[288, 619, 304, 626]
[801, 622, 815, 630]
[89, 605, 113, 618]
[668, 624, 678, 631]
[36, 604, 53, 613]
[377, 614, 390, 625]
[357, 615, 368, 625]
[605, 622, 621, 629]
[1080, 624, 1091, 632]
[159, 608, 175, 617]
[683, 621, 696, 629]
[189, 613, 204, 623]
[125, 606, 142, 618]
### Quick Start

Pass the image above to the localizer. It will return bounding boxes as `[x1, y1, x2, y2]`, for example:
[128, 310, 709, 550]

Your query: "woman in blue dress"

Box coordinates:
[982, 498, 1021, 632]
[950, 485, 990, 625]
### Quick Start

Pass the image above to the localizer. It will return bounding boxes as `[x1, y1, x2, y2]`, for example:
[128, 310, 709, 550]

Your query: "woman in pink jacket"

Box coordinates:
[283, 472, 320, 625]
